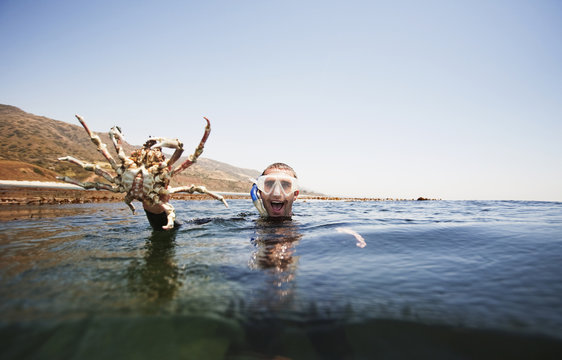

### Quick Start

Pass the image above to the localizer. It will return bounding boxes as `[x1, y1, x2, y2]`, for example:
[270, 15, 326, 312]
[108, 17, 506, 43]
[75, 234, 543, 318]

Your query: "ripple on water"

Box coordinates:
[1, 200, 562, 358]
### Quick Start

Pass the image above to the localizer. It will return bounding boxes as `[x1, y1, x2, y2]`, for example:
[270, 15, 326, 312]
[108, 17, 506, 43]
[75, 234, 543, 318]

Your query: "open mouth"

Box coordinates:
[270, 201, 284, 213]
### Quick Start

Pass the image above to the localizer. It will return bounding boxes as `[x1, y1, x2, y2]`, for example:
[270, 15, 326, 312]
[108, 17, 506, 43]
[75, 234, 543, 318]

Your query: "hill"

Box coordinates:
[0, 160, 62, 182]
[0, 104, 260, 193]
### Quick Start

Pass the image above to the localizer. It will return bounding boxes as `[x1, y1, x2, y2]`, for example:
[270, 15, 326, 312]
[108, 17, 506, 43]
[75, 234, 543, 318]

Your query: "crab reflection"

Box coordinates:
[249, 219, 303, 307]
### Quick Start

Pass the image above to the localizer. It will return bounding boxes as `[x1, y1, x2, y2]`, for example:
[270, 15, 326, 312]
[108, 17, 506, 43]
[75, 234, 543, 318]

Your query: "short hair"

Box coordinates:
[262, 162, 297, 178]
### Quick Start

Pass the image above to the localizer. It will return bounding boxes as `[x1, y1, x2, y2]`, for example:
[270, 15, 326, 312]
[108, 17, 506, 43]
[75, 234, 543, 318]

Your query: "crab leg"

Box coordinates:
[56, 176, 119, 192]
[58, 156, 115, 184]
[171, 117, 211, 176]
[109, 126, 128, 162]
[161, 203, 176, 230]
[123, 193, 137, 214]
[168, 184, 229, 208]
[75, 115, 119, 171]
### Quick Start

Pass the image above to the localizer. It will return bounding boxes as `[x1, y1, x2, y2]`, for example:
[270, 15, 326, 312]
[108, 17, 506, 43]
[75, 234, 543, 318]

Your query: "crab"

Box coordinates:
[57, 114, 228, 229]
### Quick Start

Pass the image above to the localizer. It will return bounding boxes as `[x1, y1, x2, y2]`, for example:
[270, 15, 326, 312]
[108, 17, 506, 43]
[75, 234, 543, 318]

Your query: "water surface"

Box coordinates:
[1, 200, 561, 359]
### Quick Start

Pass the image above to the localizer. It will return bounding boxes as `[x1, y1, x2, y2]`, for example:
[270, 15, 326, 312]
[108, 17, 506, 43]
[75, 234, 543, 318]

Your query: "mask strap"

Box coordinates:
[250, 183, 268, 217]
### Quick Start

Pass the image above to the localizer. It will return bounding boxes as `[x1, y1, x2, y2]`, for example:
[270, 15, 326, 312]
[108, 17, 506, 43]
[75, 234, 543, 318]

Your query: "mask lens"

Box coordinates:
[280, 180, 292, 193]
[264, 179, 276, 193]
[257, 173, 298, 195]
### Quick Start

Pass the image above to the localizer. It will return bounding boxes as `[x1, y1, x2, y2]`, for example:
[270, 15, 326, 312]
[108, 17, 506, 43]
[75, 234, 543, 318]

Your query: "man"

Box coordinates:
[251, 163, 299, 219]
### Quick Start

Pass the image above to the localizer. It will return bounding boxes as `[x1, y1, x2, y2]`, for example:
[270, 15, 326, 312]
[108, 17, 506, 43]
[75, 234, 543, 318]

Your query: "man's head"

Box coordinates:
[257, 163, 299, 218]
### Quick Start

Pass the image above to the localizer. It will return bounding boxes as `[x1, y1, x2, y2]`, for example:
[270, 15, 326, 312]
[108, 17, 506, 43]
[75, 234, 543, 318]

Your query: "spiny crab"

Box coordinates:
[57, 114, 228, 230]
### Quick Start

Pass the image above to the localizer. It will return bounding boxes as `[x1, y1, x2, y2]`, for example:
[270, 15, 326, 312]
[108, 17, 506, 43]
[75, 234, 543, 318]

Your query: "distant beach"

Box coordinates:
[0, 180, 427, 206]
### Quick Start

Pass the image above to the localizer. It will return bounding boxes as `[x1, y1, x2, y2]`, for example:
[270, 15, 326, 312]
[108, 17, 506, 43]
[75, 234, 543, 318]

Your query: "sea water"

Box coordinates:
[0, 199, 561, 359]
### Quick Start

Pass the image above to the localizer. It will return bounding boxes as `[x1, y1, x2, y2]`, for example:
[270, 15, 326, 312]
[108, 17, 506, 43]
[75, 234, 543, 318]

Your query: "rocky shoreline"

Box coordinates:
[0, 187, 252, 206]
[0, 186, 436, 206]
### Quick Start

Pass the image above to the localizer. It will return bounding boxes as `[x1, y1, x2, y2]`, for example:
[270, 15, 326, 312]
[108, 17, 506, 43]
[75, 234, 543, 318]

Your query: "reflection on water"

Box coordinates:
[127, 230, 181, 307]
[0, 203, 134, 222]
[249, 219, 302, 308]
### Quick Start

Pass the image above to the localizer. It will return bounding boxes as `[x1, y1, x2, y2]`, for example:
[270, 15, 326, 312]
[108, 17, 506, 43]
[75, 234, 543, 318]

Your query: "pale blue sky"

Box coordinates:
[1, 0, 561, 200]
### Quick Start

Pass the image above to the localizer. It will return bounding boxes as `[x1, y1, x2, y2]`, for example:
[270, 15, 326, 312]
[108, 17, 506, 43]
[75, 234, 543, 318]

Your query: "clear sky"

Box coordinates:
[1, 0, 561, 200]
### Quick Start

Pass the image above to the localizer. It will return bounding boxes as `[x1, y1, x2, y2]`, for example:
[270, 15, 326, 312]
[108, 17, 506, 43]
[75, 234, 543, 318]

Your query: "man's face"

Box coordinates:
[259, 169, 299, 218]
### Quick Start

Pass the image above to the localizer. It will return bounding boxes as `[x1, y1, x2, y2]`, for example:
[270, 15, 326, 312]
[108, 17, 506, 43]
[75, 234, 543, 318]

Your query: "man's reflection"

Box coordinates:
[127, 230, 181, 305]
[249, 219, 302, 308]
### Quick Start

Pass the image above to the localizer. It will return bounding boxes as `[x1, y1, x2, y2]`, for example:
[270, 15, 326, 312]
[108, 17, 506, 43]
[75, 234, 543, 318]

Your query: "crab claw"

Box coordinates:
[148, 137, 183, 150]
[171, 117, 211, 176]
[110, 126, 123, 140]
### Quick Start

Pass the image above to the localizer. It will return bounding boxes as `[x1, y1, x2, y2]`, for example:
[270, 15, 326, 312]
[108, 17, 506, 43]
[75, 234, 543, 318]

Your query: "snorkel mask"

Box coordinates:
[250, 173, 299, 216]
[257, 173, 298, 196]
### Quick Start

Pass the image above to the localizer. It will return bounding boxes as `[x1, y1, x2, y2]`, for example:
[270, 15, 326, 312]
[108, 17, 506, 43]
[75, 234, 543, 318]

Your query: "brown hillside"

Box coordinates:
[0, 104, 135, 182]
[0, 104, 259, 192]
[0, 160, 62, 181]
